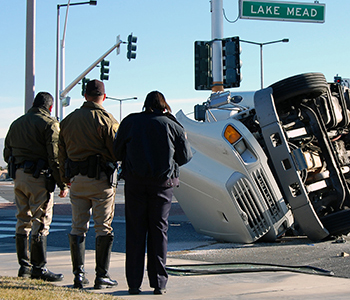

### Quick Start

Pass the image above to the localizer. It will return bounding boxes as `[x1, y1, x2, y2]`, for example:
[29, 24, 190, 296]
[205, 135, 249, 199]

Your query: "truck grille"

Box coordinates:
[231, 177, 269, 238]
[252, 168, 281, 222]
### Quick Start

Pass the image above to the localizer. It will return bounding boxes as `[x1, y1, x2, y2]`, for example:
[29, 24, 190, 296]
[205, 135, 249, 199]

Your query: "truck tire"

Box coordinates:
[320, 209, 350, 237]
[269, 73, 329, 104]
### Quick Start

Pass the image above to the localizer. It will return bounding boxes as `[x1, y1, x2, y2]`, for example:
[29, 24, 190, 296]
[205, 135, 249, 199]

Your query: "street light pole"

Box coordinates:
[106, 97, 137, 122]
[260, 44, 263, 90]
[55, 4, 60, 119]
[55, 0, 97, 120]
[240, 38, 289, 89]
[25, 0, 36, 113]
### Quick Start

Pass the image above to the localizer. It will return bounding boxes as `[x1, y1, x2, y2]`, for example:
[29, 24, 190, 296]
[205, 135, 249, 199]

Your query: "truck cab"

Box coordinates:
[175, 72, 350, 243]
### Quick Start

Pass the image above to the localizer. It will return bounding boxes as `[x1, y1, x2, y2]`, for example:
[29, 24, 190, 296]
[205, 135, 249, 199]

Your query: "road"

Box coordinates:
[1, 180, 350, 279]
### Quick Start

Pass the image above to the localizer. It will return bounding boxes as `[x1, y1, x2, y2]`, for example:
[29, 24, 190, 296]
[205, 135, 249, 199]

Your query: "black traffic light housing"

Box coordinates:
[222, 37, 241, 88]
[334, 75, 342, 84]
[100, 59, 110, 81]
[194, 41, 213, 90]
[194, 37, 241, 90]
[127, 34, 137, 60]
[81, 77, 90, 96]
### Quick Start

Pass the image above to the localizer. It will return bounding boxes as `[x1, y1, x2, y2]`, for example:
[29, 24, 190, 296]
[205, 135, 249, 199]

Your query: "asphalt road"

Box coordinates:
[1, 180, 350, 279]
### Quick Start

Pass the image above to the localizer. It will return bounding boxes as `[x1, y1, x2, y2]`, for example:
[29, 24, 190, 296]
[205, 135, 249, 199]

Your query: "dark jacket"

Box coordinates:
[3, 106, 66, 190]
[113, 110, 192, 185]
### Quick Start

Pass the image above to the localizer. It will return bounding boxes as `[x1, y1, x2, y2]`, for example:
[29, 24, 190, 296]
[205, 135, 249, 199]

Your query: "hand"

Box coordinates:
[59, 189, 69, 198]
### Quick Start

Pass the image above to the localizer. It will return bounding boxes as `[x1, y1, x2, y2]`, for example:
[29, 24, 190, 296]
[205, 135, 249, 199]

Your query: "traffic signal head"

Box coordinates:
[194, 37, 242, 90]
[81, 77, 90, 96]
[334, 75, 342, 84]
[194, 41, 213, 90]
[127, 34, 137, 60]
[222, 37, 242, 88]
[100, 59, 110, 81]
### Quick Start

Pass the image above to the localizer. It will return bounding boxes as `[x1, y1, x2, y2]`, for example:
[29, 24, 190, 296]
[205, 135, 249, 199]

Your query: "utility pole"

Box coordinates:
[211, 0, 224, 93]
[25, 0, 35, 113]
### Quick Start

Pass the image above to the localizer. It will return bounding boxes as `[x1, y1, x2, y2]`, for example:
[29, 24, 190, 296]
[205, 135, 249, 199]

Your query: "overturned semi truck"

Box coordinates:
[174, 72, 350, 243]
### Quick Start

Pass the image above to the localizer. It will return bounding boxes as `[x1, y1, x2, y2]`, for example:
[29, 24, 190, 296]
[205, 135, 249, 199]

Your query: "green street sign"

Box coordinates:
[240, 0, 325, 23]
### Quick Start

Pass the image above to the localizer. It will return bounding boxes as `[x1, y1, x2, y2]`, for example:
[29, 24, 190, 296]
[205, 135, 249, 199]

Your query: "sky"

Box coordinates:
[0, 0, 349, 142]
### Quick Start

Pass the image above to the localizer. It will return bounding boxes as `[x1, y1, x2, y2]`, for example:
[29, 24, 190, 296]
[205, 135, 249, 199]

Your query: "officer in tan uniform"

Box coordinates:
[3, 91, 68, 281]
[59, 79, 119, 289]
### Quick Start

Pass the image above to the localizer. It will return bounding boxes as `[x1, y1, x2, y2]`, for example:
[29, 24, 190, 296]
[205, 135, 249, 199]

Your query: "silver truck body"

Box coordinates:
[175, 73, 350, 243]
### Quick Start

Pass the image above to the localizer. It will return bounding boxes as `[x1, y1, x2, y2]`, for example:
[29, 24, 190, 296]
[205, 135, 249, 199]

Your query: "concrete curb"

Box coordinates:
[1, 250, 350, 299]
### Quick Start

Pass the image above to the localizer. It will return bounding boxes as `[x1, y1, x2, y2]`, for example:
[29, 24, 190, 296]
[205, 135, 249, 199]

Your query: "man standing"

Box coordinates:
[113, 91, 192, 295]
[59, 79, 119, 289]
[3, 92, 68, 281]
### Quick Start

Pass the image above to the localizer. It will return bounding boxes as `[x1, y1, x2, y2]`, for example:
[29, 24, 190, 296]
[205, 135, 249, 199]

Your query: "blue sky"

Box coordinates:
[0, 0, 349, 139]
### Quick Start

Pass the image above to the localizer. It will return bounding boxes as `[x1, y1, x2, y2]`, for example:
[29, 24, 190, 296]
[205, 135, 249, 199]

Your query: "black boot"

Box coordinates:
[30, 235, 64, 282]
[15, 234, 32, 278]
[94, 235, 118, 289]
[69, 234, 89, 288]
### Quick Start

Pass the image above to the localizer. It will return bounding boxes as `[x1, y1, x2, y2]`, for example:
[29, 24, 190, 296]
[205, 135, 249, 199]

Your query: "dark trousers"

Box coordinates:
[124, 179, 173, 290]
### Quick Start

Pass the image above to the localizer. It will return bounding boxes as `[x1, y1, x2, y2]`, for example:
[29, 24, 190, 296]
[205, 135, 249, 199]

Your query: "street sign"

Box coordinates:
[240, 0, 325, 23]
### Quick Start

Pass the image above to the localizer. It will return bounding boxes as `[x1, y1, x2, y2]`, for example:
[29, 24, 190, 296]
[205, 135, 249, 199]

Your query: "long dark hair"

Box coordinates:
[143, 91, 171, 113]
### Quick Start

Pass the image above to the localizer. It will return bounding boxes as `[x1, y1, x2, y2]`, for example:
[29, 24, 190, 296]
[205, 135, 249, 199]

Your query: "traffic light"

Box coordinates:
[127, 34, 137, 60]
[100, 60, 110, 81]
[334, 75, 342, 84]
[194, 41, 213, 90]
[81, 77, 90, 96]
[222, 37, 242, 88]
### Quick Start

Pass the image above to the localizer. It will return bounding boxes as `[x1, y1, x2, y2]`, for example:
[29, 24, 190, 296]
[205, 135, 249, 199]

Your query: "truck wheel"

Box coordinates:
[320, 209, 350, 237]
[269, 73, 329, 104]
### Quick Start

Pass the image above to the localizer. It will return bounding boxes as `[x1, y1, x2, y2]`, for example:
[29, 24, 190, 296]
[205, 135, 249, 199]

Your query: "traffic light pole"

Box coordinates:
[25, 0, 36, 113]
[60, 36, 121, 100]
[211, 0, 224, 92]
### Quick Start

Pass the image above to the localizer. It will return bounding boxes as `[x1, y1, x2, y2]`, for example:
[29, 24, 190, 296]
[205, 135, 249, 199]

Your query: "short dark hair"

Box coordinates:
[143, 91, 171, 113]
[32, 92, 54, 111]
[85, 79, 105, 96]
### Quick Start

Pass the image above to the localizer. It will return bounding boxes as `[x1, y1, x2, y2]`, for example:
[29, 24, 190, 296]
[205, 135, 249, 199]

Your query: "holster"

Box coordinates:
[64, 159, 71, 179]
[33, 159, 47, 179]
[45, 170, 56, 193]
[8, 156, 16, 179]
[104, 162, 118, 187]
[95, 155, 101, 180]
[87, 155, 98, 179]
[65, 159, 79, 179]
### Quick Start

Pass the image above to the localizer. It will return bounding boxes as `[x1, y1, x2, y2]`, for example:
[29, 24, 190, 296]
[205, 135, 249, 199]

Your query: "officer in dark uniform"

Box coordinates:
[59, 79, 119, 289]
[3, 92, 68, 282]
[113, 91, 192, 295]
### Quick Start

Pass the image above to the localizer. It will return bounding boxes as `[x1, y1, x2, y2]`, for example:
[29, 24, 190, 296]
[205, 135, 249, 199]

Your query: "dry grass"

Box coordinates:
[0, 276, 123, 300]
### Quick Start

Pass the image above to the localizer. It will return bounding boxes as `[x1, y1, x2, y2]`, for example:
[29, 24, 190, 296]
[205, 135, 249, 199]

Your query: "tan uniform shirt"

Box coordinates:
[3, 106, 66, 190]
[59, 101, 119, 183]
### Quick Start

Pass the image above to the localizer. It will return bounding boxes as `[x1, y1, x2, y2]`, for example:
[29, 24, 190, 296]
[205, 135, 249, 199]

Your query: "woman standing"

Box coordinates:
[113, 91, 192, 295]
